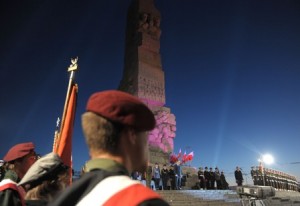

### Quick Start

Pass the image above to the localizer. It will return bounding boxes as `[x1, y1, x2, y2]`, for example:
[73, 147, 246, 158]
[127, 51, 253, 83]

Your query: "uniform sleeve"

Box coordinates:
[0, 189, 23, 206]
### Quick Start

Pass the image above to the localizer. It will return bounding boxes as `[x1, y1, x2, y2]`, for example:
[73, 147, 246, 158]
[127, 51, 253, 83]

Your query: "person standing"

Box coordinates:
[18, 152, 69, 206]
[204, 167, 209, 189]
[235, 166, 244, 186]
[161, 164, 169, 190]
[0, 142, 37, 206]
[251, 166, 259, 185]
[197, 167, 205, 190]
[214, 167, 221, 189]
[168, 165, 175, 190]
[1, 142, 37, 183]
[257, 166, 264, 186]
[145, 163, 153, 188]
[152, 163, 161, 190]
[174, 160, 182, 190]
[220, 171, 229, 189]
[131, 171, 138, 180]
[208, 167, 215, 189]
[49, 90, 170, 206]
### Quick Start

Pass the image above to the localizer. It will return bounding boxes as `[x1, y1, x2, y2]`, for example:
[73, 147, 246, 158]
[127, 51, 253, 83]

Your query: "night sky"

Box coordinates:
[1, 0, 300, 185]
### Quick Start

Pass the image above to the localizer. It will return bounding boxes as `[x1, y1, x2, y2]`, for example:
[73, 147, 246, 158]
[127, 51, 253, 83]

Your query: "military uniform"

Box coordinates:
[234, 167, 243, 186]
[214, 168, 221, 189]
[250, 167, 258, 185]
[50, 90, 169, 205]
[220, 172, 229, 189]
[0, 178, 26, 206]
[197, 168, 205, 189]
[0, 142, 35, 206]
[204, 167, 209, 189]
[3, 170, 19, 183]
[208, 168, 215, 189]
[49, 159, 169, 206]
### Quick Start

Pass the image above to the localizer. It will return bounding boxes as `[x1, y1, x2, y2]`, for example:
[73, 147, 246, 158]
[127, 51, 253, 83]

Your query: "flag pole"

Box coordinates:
[53, 117, 60, 151]
[53, 57, 79, 152]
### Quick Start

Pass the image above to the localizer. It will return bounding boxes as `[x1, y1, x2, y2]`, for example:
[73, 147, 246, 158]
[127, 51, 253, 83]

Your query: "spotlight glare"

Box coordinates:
[263, 154, 274, 165]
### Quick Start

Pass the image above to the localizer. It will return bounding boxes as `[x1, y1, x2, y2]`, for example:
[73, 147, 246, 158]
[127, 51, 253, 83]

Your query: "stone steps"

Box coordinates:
[157, 190, 241, 206]
[156, 189, 300, 206]
[166, 200, 240, 206]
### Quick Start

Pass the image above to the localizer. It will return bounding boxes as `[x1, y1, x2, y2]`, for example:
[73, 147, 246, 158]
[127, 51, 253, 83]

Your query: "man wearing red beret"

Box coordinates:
[0, 142, 37, 206]
[50, 90, 169, 206]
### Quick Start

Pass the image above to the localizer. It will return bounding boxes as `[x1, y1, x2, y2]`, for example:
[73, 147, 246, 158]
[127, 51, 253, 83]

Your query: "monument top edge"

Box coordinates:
[135, 0, 161, 17]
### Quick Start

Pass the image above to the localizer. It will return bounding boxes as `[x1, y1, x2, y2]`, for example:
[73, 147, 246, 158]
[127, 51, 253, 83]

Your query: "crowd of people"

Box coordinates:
[130, 160, 184, 191]
[129, 164, 232, 191]
[251, 166, 299, 191]
[0, 90, 299, 206]
[0, 143, 69, 206]
[0, 90, 170, 206]
[197, 166, 229, 190]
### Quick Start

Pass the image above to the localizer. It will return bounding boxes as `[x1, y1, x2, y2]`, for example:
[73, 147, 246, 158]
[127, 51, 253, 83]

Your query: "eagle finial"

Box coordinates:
[68, 57, 79, 72]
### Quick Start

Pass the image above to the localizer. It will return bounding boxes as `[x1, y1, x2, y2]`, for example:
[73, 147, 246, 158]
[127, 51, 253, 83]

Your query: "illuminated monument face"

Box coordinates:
[119, 0, 176, 157]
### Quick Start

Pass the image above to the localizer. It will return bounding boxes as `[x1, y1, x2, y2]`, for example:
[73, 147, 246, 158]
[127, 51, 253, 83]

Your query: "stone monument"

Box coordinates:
[119, 0, 176, 165]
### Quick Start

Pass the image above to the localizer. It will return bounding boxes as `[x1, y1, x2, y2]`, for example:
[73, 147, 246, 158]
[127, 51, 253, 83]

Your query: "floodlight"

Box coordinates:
[262, 154, 274, 165]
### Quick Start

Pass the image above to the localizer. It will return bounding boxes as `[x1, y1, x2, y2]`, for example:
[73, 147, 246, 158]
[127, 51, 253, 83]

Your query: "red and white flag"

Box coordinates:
[186, 151, 194, 161]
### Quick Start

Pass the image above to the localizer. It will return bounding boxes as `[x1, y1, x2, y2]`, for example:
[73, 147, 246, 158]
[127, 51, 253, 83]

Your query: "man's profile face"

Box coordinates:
[18, 151, 37, 178]
[132, 131, 149, 173]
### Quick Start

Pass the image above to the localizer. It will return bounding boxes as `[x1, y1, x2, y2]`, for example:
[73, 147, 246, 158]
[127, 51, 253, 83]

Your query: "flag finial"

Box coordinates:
[68, 57, 79, 72]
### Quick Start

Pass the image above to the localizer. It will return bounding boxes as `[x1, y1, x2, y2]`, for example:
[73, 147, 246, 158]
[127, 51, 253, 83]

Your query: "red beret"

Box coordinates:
[86, 90, 156, 131]
[3, 142, 35, 162]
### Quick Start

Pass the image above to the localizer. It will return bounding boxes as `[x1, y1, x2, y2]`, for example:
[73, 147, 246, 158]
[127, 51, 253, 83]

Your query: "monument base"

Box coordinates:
[149, 146, 170, 165]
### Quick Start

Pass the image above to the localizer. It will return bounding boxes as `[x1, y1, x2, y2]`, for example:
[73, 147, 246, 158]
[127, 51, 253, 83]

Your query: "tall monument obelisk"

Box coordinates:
[119, 0, 176, 164]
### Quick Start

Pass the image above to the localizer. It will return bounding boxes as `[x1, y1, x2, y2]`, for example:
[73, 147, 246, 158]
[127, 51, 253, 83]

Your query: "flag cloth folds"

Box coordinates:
[53, 83, 78, 183]
[186, 151, 194, 161]
[182, 151, 187, 163]
[170, 153, 178, 164]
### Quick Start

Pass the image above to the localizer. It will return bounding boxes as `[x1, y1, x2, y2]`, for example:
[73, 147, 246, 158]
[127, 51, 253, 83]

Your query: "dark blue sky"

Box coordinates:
[1, 0, 300, 185]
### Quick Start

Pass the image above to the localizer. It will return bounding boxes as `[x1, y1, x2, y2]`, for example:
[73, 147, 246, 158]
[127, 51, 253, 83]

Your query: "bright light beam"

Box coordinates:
[262, 154, 274, 165]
